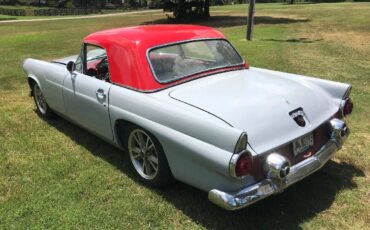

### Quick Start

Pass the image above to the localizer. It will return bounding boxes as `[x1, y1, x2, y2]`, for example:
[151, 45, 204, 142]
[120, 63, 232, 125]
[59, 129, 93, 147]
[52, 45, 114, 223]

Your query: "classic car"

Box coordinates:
[23, 25, 353, 210]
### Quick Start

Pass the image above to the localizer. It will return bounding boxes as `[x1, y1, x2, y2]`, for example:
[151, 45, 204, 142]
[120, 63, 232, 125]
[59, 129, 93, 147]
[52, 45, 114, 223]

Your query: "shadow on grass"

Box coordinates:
[0, 17, 16, 21]
[262, 38, 324, 43]
[45, 114, 364, 229]
[157, 161, 364, 229]
[143, 15, 310, 28]
[45, 116, 131, 174]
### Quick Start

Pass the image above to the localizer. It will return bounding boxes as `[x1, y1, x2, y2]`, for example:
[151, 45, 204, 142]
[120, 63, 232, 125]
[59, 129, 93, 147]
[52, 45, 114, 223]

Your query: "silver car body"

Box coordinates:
[23, 50, 351, 210]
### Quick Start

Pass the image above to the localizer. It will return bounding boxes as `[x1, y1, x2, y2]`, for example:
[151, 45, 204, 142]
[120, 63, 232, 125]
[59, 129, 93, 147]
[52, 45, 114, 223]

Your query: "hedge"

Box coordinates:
[0, 7, 100, 16]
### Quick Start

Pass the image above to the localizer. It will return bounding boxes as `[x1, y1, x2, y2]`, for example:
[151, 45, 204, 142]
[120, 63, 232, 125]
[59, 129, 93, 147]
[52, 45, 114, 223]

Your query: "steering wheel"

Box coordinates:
[96, 57, 109, 81]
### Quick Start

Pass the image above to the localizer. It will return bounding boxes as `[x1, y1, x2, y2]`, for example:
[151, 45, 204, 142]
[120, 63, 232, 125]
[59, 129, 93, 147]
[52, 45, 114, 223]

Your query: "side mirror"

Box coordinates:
[66, 61, 75, 73]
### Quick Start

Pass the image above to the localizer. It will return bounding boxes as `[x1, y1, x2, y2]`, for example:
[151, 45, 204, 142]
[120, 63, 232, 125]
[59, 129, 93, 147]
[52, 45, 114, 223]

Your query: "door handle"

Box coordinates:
[96, 89, 106, 100]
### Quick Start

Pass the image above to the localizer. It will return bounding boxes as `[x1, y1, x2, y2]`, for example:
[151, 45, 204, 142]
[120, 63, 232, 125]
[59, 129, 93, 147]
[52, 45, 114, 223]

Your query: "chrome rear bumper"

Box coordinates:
[208, 118, 349, 210]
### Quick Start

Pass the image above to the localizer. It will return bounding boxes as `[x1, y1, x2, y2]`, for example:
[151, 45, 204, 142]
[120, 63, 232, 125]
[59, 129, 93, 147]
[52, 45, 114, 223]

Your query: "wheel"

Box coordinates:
[33, 83, 55, 118]
[125, 125, 173, 187]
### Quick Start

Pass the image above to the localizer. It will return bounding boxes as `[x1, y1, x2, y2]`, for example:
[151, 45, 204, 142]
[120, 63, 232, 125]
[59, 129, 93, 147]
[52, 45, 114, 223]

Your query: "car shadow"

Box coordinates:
[155, 161, 364, 229]
[0, 17, 16, 21]
[143, 15, 310, 28]
[44, 114, 364, 229]
[262, 38, 324, 43]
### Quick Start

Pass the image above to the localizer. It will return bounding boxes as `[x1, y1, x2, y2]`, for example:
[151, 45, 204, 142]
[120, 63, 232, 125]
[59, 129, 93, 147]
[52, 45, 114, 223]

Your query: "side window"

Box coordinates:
[79, 44, 110, 82]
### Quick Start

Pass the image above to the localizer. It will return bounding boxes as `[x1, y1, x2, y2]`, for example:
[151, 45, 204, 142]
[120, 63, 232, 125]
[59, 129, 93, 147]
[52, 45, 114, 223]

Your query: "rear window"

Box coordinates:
[148, 39, 243, 83]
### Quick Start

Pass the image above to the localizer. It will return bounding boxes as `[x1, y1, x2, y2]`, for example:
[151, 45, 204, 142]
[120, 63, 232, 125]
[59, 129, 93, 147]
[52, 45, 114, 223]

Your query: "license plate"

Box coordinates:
[293, 133, 314, 156]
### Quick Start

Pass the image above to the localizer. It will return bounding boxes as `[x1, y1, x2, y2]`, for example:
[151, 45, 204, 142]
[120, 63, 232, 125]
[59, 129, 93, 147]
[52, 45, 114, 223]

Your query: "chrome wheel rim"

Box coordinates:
[34, 84, 47, 114]
[128, 129, 159, 180]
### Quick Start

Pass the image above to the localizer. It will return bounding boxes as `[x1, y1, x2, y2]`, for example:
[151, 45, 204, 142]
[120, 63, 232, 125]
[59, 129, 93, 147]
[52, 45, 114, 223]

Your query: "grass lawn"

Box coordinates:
[0, 2, 369, 229]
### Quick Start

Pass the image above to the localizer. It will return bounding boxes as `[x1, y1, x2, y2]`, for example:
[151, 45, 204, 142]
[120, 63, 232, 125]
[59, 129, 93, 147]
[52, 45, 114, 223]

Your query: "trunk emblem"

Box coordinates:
[289, 108, 307, 127]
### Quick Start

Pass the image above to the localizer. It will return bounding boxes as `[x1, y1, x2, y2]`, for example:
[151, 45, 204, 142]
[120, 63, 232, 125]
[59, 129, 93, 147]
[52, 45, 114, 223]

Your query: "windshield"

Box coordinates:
[148, 39, 243, 83]
[86, 48, 106, 61]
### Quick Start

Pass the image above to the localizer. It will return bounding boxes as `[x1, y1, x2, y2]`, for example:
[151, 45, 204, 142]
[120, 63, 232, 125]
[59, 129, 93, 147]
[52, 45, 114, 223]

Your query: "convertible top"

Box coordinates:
[83, 25, 246, 92]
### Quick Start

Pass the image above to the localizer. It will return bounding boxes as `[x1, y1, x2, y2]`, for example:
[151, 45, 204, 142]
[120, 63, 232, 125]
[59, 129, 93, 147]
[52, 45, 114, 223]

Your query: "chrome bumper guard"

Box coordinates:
[208, 118, 349, 210]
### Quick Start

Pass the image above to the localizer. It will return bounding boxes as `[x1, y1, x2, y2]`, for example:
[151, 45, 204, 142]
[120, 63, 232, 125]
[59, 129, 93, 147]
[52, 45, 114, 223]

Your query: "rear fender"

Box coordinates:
[109, 106, 254, 192]
[251, 67, 352, 103]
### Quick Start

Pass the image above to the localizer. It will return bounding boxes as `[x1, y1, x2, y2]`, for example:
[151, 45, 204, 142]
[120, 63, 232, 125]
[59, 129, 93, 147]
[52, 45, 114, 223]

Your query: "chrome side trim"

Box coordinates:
[208, 118, 349, 210]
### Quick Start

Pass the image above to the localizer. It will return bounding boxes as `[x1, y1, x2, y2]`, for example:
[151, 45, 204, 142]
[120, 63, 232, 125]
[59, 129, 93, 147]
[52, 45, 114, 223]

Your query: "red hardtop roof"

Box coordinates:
[83, 25, 244, 92]
[84, 25, 225, 49]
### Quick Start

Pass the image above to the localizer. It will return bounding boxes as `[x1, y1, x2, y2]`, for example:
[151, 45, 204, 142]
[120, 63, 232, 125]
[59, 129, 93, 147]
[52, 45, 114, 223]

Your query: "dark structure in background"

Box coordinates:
[163, 0, 254, 41]
[161, 0, 254, 41]
[163, 0, 210, 19]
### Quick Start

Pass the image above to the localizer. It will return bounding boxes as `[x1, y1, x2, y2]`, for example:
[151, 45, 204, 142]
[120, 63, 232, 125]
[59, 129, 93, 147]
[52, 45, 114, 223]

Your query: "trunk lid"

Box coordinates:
[169, 68, 338, 154]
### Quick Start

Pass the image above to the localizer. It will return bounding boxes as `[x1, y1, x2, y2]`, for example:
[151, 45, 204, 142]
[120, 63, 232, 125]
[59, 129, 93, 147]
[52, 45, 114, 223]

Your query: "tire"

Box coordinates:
[124, 125, 173, 187]
[32, 83, 55, 118]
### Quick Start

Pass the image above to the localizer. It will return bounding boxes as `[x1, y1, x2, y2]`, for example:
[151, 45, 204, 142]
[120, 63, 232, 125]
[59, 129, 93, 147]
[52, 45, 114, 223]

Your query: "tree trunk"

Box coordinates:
[203, 0, 210, 18]
[246, 0, 255, 41]
[175, 0, 185, 19]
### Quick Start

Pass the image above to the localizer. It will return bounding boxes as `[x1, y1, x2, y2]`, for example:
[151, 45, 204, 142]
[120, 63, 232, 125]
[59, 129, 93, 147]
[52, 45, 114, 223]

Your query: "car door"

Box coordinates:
[42, 63, 69, 114]
[62, 43, 113, 141]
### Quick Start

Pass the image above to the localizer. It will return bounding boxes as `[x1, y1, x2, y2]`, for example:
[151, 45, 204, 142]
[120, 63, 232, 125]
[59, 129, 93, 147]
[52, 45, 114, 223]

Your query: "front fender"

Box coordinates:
[23, 58, 45, 91]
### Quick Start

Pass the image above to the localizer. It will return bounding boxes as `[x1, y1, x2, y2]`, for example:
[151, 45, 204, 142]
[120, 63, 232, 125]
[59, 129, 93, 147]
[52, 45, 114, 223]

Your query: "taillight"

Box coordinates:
[230, 133, 253, 178]
[235, 152, 253, 177]
[342, 98, 353, 116]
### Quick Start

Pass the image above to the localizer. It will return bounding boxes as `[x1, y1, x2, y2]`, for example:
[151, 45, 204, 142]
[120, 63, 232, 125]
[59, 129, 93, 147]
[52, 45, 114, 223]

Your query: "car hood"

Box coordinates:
[169, 68, 339, 154]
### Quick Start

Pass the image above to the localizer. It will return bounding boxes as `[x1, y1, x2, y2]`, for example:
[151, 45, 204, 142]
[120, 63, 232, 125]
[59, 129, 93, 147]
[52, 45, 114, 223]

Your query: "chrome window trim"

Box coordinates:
[80, 42, 109, 75]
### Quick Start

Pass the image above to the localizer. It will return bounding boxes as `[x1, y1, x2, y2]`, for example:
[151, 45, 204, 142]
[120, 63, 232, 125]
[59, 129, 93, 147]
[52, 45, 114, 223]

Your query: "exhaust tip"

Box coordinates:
[330, 118, 349, 148]
[280, 162, 290, 178]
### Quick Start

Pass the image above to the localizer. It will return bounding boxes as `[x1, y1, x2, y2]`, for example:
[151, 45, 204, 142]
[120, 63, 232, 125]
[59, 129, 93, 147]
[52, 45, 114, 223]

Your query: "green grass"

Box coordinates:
[1, 2, 369, 229]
